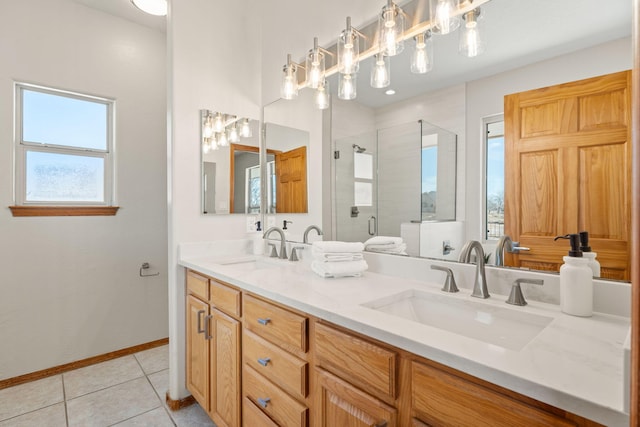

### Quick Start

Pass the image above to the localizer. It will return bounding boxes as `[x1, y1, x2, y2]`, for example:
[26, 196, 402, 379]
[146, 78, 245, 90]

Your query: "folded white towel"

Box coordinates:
[311, 260, 368, 278]
[366, 243, 408, 255]
[312, 241, 364, 254]
[365, 242, 403, 251]
[364, 236, 404, 246]
[312, 250, 364, 262]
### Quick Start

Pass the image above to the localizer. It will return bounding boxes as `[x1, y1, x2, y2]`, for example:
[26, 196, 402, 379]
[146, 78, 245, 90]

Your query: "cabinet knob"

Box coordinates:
[257, 317, 271, 326]
[257, 397, 271, 408]
[258, 357, 271, 367]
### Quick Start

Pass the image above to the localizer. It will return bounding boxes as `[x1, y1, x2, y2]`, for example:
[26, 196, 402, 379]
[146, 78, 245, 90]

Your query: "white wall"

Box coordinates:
[0, 0, 167, 380]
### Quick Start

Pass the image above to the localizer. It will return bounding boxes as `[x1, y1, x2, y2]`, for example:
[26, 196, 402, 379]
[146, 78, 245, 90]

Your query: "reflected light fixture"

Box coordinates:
[213, 112, 224, 133]
[338, 73, 357, 100]
[370, 53, 390, 88]
[228, 123, 240, 143]
[306, 37, 326, 89]
[210, 134, 219, 150]
[130, 0, 167, 16]
[281, 54, 299, 100]
[430, 0, 460, 35]
[459, 8, 485, 57]
[218, 131, 229, 147]
[411, 31, 433, 74]
[378, 0, 405, 56]
[240, 119, 252, 138]
[338, 17, 360, 74]
[315, 80, 330, 110]
[202, 111, 214, 138]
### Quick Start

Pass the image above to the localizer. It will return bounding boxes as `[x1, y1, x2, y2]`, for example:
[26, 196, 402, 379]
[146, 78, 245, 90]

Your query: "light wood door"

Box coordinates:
[209, 308, 241, 427]
[314, 368, 397, 427]
[504, 70, 631, 280]
[275, 146, 307, 213]
[186, 295, 209, 411]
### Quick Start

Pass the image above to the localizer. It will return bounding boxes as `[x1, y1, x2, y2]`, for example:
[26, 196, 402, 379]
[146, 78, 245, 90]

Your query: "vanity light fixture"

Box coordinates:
[212, 112, 224, 133]
[306, 37, 327, 89]
[218, 131, 229, 147]
[281, 54, 301, 100]
[130, 0, 167, 16]
[378, 0, 406, 56]
[459, 8, 485, 57]
[338, 17, 362, 75]
[411, 31, 434, 74]
[202, 111, 214, 138]
[370, 52, 390, 88]
[430, 0, 461, 35]
[228, 122, 240, 143]
[338, 73, 357, 100]
[210, 133, 219, 150]
[315, 79, 331, 110]
[240, 118, 252, 138]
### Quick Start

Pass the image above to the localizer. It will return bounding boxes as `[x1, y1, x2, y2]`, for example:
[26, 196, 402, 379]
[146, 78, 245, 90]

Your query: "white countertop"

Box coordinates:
[179, 244, 630, 426]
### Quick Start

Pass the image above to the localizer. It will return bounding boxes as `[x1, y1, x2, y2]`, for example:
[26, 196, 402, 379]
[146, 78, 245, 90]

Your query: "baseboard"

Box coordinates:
[0, 337, 169, 390]
[166, 391, 196, 411]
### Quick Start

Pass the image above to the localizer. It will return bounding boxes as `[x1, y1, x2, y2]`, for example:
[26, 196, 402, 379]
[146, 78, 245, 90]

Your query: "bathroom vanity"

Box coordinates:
[179, 242, 629, 426]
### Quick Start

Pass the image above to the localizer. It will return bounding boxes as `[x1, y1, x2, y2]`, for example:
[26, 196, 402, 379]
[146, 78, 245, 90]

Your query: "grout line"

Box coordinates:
[61, 374, 69, 427]
[104, 406, 165, 427]
[0, 402, 64, 425]
[64, 355, 145, 401]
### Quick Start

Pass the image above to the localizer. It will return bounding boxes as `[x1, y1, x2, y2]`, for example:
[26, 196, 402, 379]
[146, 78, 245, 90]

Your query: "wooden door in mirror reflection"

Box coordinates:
[275, 146, 308, 213]
[505, 70, 631, 280]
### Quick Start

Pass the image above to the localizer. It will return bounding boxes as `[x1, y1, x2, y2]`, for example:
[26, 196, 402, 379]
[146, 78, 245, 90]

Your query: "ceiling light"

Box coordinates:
[130, 0, 167, 16]
[411, 31, 433, 74]
[338, 17, 361, 75]
[459, 8, 485, 57]
[378, 0, 405, 56]
[370, 53, 390, 88]
[430, 0, 461, 35]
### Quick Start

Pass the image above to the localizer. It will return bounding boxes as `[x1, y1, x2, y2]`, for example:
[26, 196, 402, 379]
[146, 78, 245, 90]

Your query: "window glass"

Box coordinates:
[485, 118, 505, 239]
[421, 145, 437, 220]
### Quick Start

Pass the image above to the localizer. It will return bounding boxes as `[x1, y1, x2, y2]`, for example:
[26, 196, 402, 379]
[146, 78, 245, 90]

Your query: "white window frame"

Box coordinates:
[14, 82, 115, 207]
[482, 113, 505, 242]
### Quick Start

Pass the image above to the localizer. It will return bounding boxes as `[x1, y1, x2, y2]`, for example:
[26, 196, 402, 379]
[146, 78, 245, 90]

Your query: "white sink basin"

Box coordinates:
[362, 289, 553, 351]
[212, 255, 285, 270]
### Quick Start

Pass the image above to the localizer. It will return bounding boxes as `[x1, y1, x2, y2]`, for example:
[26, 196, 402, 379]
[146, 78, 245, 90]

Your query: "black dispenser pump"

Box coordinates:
[255, 221, 262, 232]
[579, 231, 591, 252]
[554, 233, 583, 257]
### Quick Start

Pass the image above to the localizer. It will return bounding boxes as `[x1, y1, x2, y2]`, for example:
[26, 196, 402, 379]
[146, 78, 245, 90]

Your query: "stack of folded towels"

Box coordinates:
[364, 236, 407, 255]
[311, 241, 368, 278]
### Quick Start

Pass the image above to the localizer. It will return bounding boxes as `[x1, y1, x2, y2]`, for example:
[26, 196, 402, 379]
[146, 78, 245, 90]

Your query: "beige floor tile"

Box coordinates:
[0, 375, 63, 421]
[111, 407, 174, 427]
[66, 377, 161, 427]
[134, 345, 169, 375]
[169, 403, 215, 427]
[63, 355, 144, 399]
[0, 403, 66, 427]
[147, 369, 169, 401]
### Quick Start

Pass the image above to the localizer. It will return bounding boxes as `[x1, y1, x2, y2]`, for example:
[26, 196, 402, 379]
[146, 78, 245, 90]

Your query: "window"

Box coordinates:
[12, 83, 116, 216]
[421, 134, 438, 221]
[484, 115, 504, 240]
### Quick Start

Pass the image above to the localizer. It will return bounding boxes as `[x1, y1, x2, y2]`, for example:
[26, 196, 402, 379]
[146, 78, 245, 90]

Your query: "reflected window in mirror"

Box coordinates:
[266, 156, 276, 213]
[421, 135, 437, 221]
[484, 115, 505, 240]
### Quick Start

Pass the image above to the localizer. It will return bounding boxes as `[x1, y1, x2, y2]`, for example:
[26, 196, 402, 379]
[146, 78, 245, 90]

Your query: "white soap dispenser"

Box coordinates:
[554, 233, 593, 317]
[579, 231, 600, 278]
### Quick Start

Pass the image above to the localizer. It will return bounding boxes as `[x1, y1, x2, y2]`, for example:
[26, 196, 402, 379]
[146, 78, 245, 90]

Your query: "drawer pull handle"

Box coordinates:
[204, 315, 213, 340]
[375, 422, 388, 427]
[257, 357, 271, 367]
[257, 318, 271, 325]
[257, 397, 271, 408]
[196, 310, 206, 334]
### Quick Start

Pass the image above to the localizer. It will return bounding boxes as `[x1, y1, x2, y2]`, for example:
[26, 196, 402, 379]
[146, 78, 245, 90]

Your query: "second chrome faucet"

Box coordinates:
[458, 240, 490, 299]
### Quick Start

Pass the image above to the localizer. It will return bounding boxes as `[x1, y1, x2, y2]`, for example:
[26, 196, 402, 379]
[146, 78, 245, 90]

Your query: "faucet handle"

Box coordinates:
[267, 243, 278, 258]
[431, 265, 459, 293]
[289, 246, 305, 262]
[506, 278, 544, 306]
[510, 242, 530, 253]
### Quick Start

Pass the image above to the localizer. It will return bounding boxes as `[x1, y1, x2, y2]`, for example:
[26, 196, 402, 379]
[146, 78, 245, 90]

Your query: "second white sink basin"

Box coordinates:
[362, 289, 553, 351]
[212, 255, 285, 270]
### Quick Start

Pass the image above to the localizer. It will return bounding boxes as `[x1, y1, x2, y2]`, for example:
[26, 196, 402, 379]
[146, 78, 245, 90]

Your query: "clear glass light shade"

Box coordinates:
[281, 63, 299, 100]
[203, 138, 211, 154]
[130, 0, 167, 16]
[218, 132, 229, 147]
[306, 38, 326, 89]
[430, 0, 460, 35]
[411, 32, 433, 74]
[378, 1, 405, 56]
[202, 112, 214, 138]
[338, 74, 357, 100]
[240, 119, 252, 138]
[210, 134, 219, 150]
[213, 113, 224, 133]
[315, 80, 330, 110]
[459, 9, 485, 57]
[338, 18, 360, 74]
[229, 124, 240, 143]
[370, 53, 390, 88]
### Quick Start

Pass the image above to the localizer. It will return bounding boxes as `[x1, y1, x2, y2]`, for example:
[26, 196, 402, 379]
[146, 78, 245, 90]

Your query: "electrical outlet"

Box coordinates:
[246, 215, 257, 232]
[267, 216, 276, 227]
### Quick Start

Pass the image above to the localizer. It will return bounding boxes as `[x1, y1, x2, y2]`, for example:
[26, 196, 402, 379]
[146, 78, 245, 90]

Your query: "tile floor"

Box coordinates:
[0, 345, 216, 427]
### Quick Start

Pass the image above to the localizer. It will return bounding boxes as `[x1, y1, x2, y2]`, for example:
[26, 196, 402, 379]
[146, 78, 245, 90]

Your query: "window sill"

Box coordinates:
[9, 206, 120, 217]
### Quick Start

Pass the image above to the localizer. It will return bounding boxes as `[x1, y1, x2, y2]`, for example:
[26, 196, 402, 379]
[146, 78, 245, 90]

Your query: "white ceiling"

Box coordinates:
[72, 0, 631, 108]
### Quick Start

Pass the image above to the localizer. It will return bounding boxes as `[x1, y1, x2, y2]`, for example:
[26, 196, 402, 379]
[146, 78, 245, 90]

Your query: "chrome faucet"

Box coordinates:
[263, 227, 287, 260]
[303, 225, 323, 243]
[458, 240, 490, 299]
[494, 235, 530, 266]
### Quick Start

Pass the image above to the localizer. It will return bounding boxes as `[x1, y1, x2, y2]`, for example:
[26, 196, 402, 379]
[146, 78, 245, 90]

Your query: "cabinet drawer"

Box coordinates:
[411, 361, 577, 427]
[244, 329, 308, 400]
[244, 365, 308, 427]
[243, 397, 279, 427]
[186, 270, 209, 301]
[314, 322, 397, 400]
[244, 295, 308, 354]
[210, 278, 241, 318]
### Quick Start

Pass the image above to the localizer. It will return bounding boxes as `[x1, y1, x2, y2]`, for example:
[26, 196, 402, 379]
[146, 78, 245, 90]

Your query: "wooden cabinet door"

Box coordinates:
[186, 295, 209, 410]
[275, 146, 307, 213]
[209, 308, 241, 427]
[314, 368, 396, 427]
[504, 70, 631, 280]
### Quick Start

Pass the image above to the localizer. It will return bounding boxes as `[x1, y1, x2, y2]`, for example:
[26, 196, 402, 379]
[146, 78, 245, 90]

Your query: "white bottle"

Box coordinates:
[556, 233, 593, 317]
[579, 231, 600, 278]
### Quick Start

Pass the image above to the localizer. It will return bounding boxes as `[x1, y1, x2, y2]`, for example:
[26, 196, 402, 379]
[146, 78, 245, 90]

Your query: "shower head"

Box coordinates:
[352, 144, 366, 153]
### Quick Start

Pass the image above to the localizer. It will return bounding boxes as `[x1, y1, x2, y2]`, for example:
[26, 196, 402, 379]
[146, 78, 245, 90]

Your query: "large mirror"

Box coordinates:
[323, 0, 632, 280]
[200, 111, 260, 214]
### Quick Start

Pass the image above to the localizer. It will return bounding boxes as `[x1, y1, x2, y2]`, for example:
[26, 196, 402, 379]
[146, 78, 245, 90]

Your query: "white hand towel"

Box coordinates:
[312, 241, 364, 254]
[312, 251, 364, 262]
[364, 236, 404, 246]
[311, 260, 368, 278]
[366, 243, 408, 255]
